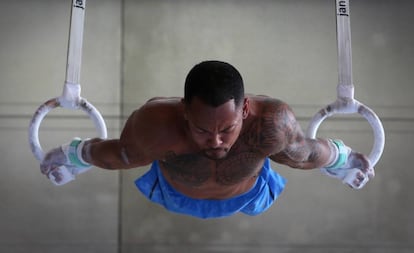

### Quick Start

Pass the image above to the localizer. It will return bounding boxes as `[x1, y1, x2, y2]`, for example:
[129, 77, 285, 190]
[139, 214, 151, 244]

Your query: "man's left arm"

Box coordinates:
[269, 104, 374, 189]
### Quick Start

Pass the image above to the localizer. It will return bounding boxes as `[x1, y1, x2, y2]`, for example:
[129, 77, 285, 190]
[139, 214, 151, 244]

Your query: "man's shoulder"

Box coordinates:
[241, 95, 297, 154]
[123, 97, 187, 154]
[145, 96, 182, 104]
[136, 97, 184, 119]
[247, 95, 292, 115]
[248, 94, 285, 104]
[125, 97, 185, 134]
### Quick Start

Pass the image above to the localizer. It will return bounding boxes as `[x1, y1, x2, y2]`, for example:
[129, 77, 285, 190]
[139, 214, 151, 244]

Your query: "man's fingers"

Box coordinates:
[356, 171, 365, 181]
[40, 164, 51, 175]
[351, 151, 375, 180]
[40, 147, 68, 175]
[343, 168, 370, 189]
[49, 168, 63, 183]
[351, 152, 371, 173]
[40, 161, 60, 175]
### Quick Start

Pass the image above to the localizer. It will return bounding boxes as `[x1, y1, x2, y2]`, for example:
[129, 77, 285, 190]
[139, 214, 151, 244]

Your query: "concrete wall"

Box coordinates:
[0, 0, 121, 252]
[0, 0, 413, 253]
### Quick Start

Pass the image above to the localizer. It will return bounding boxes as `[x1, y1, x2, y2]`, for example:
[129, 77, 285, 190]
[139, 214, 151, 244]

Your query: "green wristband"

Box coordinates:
[325, 139, 348, 170]
[68, 139, 91, 168]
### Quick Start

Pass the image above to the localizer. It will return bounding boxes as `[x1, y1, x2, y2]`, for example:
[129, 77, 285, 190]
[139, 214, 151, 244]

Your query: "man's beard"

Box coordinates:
[203, 148, 229, 160]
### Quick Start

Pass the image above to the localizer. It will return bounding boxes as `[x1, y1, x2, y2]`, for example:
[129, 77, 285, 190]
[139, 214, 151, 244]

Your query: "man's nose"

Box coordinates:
[208, 134, 223, 148]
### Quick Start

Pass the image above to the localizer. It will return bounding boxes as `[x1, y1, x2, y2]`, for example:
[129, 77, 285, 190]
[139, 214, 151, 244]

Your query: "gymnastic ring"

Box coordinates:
[28, 97, 107, 161]
[306, 98, 385, 166]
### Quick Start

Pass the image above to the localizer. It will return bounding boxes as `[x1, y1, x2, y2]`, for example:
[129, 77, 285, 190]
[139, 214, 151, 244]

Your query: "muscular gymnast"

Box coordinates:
[41, 60, 374, 218]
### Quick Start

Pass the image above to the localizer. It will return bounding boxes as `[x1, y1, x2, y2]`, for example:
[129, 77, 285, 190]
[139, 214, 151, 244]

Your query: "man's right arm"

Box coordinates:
[82, 105, 158, 170]
[81, 138, 150, 170]
[40, 106, 155, 184]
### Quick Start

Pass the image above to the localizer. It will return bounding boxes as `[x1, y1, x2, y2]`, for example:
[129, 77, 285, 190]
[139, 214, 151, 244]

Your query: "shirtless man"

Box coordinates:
[40, 60, 374, 219]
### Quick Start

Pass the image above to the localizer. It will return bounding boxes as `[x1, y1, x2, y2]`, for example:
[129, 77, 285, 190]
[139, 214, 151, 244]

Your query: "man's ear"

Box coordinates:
[242, 97, 249, 119]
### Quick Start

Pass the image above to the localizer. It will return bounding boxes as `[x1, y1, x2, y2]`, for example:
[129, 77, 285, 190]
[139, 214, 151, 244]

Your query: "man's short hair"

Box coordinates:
[184, 60, 245, 107]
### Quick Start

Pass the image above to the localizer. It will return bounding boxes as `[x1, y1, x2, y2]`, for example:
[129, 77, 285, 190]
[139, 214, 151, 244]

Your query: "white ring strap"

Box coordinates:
[306, 0, 385, 166]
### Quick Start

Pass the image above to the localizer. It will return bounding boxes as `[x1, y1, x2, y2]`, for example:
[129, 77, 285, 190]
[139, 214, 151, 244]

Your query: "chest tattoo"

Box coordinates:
[160, 152, 211, 187]
[160, 149, 263, 187]
[215, 152, 262, 185]
[159, 99, 292, 187]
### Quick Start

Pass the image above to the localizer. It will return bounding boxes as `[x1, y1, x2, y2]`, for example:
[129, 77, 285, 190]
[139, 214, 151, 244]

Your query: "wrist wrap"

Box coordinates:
[68, 138, 91, 168]
[325, 139, 348, 169]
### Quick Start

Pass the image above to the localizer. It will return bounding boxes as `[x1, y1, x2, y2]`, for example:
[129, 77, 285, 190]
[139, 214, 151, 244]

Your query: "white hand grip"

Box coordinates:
[48, 166, 76, 186]
[343, 168, 369, 190]
[306, 98, 385, 167]
[28, 97, 107, 161]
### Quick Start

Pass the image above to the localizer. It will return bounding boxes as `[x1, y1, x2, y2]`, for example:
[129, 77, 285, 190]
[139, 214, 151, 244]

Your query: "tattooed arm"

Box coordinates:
[264, 99, 374, 188]
[266, 100, 335, 170]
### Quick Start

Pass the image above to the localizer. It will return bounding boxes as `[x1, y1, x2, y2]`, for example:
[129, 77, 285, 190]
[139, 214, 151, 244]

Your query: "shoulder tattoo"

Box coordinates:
[241, 98, 302, 152]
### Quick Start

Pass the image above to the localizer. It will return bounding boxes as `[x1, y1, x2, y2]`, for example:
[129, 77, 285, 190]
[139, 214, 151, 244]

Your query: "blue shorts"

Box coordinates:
[135, 158, 286, 219]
